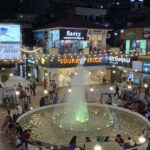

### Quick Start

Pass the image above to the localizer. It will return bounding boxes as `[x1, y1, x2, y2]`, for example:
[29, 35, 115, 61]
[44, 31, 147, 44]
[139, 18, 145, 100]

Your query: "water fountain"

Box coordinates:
[18, 66, 150, 146]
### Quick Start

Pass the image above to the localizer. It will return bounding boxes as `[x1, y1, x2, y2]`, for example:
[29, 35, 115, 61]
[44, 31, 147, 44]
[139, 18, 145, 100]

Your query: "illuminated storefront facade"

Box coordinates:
[37, 54, 133, 87]
[34, 17, 111, 55]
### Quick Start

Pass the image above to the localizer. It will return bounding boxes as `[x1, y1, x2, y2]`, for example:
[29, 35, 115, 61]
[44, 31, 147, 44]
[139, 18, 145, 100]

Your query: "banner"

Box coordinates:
[0, 43, 21, 59]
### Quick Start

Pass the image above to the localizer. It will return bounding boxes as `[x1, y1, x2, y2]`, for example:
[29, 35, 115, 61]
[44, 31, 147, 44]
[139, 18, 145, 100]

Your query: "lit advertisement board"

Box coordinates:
[0, 24, 21, 42]
[0, 43, 21, 59]
[132, 61, 142, 71]
[125, 40, 146, 55]
[60, 29, 87, 40]
[142, 62, 150, 72]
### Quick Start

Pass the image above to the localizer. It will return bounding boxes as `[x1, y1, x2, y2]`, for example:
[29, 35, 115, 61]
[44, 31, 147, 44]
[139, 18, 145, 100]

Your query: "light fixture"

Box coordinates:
[30, 107, 33, 110]
[138, 136, 146, 144]
[28, 73, 31, 77]
[134, 69, 138, 72]
[15, 90, 20, 96]
[90, 87, 94, 92]
[112, 70, 116, 74]
[44, 90, 48, 94]
[9, 73, 13, 77]
[94, 144, 102, 150]
[68, 88, 72, 93]
[127, 85, 132, 89]
[144, 83, 148, 88]
[45, 73, 48, 76]
[75, 72, 78, 75]
[109, 86, 114, 90]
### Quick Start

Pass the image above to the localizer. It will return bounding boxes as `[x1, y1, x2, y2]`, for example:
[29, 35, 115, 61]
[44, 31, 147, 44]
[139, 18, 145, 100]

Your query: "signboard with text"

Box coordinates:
[38, 55, 133, 68]
[0, 43, 21, 59]
[60, 29, 87, 40]
[142, 62, 150, 72]
[109, 56, 131, 67]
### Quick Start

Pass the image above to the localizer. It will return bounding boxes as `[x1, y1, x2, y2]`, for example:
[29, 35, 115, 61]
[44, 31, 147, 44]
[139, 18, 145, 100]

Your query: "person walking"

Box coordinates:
[69, 136, 77, 150]
[31, 82, 36, 96]
[26, 88, 31, 104]
[102, 75, 106, 84]
[53, 93, 59, 104]
[49, 83, 54, 100]
[43, 78, 47, 89]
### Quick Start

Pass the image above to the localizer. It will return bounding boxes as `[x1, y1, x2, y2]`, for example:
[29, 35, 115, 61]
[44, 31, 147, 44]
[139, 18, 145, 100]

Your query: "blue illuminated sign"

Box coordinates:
[142, 62, 150, 72]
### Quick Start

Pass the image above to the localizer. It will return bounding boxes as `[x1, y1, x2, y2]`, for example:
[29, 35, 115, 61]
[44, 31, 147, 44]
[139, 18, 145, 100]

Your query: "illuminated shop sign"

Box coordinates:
[0, 43, 21, 59]
[109, 56, 131, 66]
[142, 62, 150, 72]
[60, 29, 87, 40]
[59, 57, 103, 65]
[38, 55, 133, 68]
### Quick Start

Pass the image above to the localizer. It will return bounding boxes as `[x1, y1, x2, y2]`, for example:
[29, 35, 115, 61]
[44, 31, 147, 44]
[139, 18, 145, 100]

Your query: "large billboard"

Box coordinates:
[0, 43, 21, 59]
[0, 24, 21, 42]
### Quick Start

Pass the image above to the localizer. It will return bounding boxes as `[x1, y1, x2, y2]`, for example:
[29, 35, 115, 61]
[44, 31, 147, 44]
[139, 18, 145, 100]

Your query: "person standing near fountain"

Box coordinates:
[69, 136, 77, 150]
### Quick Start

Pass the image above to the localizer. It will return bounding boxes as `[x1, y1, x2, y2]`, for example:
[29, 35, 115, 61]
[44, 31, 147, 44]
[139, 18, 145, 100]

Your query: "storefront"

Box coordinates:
[34, 17, 110, 55]
[37, 54, 134, 87]
[120, 27, 149, 55]
[132, 59, 150, 86]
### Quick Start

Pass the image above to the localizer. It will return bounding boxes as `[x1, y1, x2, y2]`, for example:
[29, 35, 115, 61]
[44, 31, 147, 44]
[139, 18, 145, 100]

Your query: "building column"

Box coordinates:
[101, 30, 107, 50]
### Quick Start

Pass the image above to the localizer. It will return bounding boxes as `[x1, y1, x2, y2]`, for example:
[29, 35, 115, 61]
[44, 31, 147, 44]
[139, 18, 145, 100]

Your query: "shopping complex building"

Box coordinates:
[28, 17, 138, 87]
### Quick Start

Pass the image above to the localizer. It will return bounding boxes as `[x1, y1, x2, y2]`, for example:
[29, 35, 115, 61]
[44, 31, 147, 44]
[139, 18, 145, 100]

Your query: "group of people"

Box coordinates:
[39, 79, 59, 107]
[2, 110, 32, 150]
[68, 134, 140, 150]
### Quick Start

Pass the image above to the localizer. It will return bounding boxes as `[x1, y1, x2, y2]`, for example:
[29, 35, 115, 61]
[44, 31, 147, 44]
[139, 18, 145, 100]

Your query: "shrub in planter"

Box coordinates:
[1, 74, 9, 84]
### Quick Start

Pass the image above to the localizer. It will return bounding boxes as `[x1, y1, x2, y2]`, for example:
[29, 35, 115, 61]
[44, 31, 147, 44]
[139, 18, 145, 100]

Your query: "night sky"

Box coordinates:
[0, 0, 150, 20]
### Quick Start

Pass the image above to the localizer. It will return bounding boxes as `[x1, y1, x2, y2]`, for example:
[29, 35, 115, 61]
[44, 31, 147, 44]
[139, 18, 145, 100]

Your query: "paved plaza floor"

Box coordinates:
[0, 76, 146, 149]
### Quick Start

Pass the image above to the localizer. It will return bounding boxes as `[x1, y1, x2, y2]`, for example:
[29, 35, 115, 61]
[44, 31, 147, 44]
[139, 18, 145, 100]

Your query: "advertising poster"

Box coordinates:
[0, 43, 21, 59]
[0, 24, 21, 42]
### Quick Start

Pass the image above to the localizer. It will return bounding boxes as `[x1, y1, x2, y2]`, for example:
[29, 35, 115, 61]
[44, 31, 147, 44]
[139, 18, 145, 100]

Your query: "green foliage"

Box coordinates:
[1, 74, 9, 83]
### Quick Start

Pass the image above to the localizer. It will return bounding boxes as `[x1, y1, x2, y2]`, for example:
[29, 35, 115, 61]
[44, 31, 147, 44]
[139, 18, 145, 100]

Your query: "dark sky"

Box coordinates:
[0, 0, 150, 19]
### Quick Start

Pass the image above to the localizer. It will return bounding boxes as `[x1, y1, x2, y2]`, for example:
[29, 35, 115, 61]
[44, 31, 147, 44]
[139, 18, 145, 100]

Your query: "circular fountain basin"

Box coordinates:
[18, 104, 150, 146]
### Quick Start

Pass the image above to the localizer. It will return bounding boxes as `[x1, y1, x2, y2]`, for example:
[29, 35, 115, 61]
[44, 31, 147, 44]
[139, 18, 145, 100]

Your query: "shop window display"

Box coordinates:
[59, 40, 88, 54]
